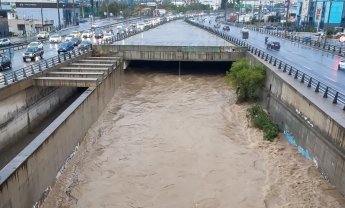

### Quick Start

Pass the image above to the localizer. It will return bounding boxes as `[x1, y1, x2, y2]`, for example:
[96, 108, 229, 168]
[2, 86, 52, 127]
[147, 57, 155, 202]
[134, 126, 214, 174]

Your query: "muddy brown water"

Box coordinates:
[41, 64, 345, 208]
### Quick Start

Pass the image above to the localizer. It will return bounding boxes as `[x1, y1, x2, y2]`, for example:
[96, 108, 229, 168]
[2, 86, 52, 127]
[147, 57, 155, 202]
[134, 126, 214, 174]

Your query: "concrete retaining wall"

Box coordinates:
[0, 52, 91, 154]
[0, 87, 76, 153]
[247, 53, 345, 195]
[93, 45, 247, 62]
[0, 63, 123, 208]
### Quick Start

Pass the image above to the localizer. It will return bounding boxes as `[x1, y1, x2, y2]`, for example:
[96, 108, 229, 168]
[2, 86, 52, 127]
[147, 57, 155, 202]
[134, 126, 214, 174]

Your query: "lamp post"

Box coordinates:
[323, 0, 332, 48]
[57, 0, 61, 30]
[284, 0, 290, 37]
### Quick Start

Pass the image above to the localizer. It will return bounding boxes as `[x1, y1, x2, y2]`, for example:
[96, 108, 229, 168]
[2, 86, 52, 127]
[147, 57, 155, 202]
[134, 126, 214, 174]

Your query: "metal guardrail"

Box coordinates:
[226, 22, 345, 56]
[186, 19, 345, 111]
[0, 48, 91, 87]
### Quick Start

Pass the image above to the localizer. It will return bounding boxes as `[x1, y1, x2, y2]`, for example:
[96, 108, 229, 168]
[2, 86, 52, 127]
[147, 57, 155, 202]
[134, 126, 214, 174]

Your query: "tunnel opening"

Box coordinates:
[0, 87, 88, 169]
[128, 60, 233, 75]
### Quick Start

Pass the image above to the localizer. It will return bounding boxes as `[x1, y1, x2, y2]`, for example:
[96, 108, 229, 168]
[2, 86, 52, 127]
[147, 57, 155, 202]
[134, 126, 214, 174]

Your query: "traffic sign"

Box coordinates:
[339, 36, 345, 43]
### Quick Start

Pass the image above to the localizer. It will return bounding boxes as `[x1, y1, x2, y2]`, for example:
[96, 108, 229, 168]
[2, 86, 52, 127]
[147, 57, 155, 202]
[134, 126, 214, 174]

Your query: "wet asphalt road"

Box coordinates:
[202, 19, 345, 93]
[0, 17, 141, 76]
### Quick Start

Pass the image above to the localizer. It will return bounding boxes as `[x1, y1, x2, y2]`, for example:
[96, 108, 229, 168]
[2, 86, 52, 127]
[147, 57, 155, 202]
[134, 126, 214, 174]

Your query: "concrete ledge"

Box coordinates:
[59, 67, 110, 75]
[34, 77, 99, 87]
[0, 62, 123, 208]
[47, 72, 105, 79]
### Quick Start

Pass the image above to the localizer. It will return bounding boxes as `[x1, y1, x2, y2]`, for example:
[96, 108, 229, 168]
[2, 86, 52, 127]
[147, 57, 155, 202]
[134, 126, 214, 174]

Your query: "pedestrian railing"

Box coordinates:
[186, 19, 345, 111]
[0, 48, 91, 87]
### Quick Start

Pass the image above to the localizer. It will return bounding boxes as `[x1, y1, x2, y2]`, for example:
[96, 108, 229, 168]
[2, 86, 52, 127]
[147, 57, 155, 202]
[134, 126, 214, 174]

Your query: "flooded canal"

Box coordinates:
[41, 63, 345, 208]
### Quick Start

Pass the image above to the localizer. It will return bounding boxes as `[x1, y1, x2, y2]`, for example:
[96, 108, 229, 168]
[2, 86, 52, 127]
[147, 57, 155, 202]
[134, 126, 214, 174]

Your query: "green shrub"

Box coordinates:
[247, 105, 279, 141]
[226, 58, 266, 102]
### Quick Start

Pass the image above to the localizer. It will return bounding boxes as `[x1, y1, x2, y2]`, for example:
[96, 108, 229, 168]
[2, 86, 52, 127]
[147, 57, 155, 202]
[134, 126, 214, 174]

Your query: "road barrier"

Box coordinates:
[186, 19, 345, 111]
[0, 48, 91, 86]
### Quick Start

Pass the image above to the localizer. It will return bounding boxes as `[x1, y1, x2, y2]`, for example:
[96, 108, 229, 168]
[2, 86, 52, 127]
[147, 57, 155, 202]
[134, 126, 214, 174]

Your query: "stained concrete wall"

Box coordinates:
[93, 45, 247, 62]
[0, 63, 123, 208]
[0, 87, 76, 153]
[247, 53, 345, 195]
[0, 52, 91, 154]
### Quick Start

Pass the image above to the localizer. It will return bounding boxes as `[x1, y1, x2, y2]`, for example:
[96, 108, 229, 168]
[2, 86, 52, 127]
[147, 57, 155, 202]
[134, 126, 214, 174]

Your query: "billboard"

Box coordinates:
[324, 2, 344, 24]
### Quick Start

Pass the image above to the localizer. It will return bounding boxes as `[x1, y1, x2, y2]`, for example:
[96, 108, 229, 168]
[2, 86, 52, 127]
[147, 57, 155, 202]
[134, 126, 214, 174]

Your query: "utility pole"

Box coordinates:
[57, 0, 61, 30]
[323, 0, 332, 48]
[224, 0, 227, 22]
[72, 0, 75, 25]
[284, 0, 290, 36]
[41, 3, 44, 29]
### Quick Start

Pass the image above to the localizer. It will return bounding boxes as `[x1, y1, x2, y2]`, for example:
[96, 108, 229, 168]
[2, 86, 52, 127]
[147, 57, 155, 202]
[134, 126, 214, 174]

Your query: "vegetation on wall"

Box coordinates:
[247, 105, 279, 141]
[226, 58, 279, 141]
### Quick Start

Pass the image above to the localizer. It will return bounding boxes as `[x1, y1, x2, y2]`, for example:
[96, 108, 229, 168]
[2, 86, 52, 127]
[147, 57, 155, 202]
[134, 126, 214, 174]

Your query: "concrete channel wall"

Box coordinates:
[0, 61, 122, 208]
[247, 53, 345, 195]
[93, 45, 247, 62]
[0, 52, 91, 154]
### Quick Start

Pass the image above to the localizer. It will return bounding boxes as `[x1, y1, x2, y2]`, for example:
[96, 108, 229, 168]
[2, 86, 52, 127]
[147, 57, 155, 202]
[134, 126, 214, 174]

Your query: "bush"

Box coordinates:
[226, 58, 266, 102]
[247, 105, 279, 141]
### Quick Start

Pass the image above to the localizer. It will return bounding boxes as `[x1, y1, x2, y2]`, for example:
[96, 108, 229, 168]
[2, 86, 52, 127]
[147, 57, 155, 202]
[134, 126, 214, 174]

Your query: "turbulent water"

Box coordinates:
[41, 64, 345, 208]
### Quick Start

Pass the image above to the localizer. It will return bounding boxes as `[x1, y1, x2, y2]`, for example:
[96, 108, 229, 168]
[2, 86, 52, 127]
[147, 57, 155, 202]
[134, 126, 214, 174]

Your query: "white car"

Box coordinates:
[241, 27, 249, 33]
[103, 32, 114, 42]
[338, 59, 345, 70]
[82, 30, 92, 38]
[0, 38, 11, 46]
[49, 34, 62, 43]
[65, 35, 74, 42]
[28, 41, 44, 49]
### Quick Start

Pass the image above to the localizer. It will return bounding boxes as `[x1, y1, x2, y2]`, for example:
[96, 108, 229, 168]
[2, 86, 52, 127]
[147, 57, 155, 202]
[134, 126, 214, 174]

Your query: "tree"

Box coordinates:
[226, 58, 266, 102]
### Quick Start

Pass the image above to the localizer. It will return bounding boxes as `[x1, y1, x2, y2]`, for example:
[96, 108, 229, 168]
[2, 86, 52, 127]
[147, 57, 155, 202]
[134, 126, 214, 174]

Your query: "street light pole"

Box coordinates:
[284, 0, 290, 37]
[57, 0, 61, 30]
[323, 0, 332, 48]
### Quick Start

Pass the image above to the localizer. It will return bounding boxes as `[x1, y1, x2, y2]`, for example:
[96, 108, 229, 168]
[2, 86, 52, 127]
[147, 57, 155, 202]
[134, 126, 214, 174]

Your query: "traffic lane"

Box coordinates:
[215, 24, 345, 93]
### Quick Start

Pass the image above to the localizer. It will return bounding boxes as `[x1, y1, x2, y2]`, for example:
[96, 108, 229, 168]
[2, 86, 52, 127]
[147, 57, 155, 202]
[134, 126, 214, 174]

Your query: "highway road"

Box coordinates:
[0, 17, 142, 78]
[198, 18, 345, 94]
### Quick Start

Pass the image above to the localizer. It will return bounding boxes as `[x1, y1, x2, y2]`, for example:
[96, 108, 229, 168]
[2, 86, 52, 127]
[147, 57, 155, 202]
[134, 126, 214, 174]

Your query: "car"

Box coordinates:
[37, 31, 49, 39]
[49, 34, 62, 43]
[71, 31, 81, 38]
[94, 29, 104, 39]
[28, 41, 43, 49]
[267, 41, 280, 50]
[0, 55, 11, 71]
[57, 41, 74, 54]
[116, 24, 123, 29]
[302, 36, 312, 43]
[82, 30, 92, 38]
[79, 40, 92, 50]
[70, 37, 82, 46]
[0, 38, 11, 47]
[314, 31, 325, 37]
[22, 46, 44, 62]
[214, 23, 221, 29]
[241, 27, 249, 33]
[103, 32, 114, 42]
[338, 59, 345, 70]
[65, 35, 74, 42]
[223, 26, 230, 31]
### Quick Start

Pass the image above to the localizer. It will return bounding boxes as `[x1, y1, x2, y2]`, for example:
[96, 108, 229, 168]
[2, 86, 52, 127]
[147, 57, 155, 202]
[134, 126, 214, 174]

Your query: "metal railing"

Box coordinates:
[226, 22, 345, 56]
[0, 48, 91, 87]
[186, 19, 345, 111]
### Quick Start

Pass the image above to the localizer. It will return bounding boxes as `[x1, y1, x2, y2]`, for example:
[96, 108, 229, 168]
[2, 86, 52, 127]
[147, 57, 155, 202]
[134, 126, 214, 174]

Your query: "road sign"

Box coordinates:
[234, 4, 252, 8]
[340, 36, 345, 43]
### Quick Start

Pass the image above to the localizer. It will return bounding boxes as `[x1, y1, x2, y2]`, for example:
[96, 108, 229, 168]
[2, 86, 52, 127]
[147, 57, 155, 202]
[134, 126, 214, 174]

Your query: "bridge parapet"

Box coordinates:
[93, 45, 247, 62]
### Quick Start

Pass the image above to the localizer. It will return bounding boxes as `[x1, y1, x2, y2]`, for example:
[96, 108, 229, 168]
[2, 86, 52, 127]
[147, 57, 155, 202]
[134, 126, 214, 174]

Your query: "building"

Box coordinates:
[0, 10, 10, 37]
[199, 0, 221, 10]
[0, 0, 79, 29]
[296, 0, 345, 28]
